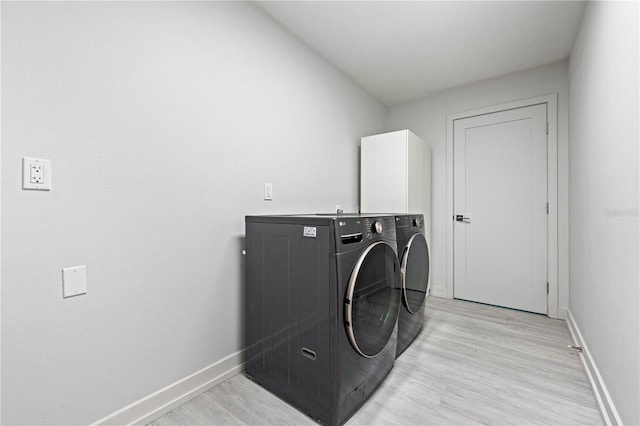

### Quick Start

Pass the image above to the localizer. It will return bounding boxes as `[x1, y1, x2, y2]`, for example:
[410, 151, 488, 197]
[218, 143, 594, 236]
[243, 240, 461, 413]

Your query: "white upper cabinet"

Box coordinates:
[360, 129, 431, 216]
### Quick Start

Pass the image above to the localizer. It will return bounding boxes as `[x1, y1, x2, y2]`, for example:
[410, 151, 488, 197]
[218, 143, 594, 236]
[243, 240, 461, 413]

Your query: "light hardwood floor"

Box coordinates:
[148, 297, 602, 425]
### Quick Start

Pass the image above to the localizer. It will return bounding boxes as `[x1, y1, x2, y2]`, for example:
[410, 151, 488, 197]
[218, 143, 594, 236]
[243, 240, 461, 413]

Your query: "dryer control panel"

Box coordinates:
[396, 214, 424, 231]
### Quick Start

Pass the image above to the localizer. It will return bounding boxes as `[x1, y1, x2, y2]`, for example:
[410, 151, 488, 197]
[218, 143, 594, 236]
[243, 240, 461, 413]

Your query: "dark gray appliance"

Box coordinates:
[244, 214, 401, 426]
[395, 214, 430, 357]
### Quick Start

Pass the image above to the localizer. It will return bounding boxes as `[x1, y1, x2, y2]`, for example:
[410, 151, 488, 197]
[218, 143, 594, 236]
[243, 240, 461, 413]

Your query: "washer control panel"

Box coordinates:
[371, 220, 383, 234]
[336, 216, 396, 245]
[363, 216, 395, 241]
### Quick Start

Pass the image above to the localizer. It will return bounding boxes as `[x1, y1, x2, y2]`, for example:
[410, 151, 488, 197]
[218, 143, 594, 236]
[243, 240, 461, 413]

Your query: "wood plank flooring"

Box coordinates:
[148, 297, 602, 425]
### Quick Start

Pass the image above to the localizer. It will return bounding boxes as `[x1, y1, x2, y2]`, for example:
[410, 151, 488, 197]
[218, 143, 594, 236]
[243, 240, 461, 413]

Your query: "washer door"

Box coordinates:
[345, 241, 401, 358]
[401, 233, 430, 314]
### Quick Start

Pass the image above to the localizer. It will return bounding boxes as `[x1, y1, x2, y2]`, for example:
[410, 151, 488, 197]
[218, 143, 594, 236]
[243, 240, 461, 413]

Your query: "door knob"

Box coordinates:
[455, 214, 471, 223]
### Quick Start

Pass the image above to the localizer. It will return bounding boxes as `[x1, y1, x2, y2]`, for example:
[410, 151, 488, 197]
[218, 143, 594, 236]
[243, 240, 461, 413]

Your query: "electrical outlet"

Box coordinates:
[264, 183, 273, 200]
[22, 157, 52, 190]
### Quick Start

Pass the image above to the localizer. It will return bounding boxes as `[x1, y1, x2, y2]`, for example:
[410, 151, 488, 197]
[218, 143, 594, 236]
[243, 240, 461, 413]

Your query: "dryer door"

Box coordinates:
[345, 241, 401, 358]
[401, 233, 430, 314]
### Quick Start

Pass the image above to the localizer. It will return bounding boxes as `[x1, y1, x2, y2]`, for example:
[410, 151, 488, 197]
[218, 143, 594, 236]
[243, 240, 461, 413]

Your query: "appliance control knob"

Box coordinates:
[413, 218, 422, 227]
[372, 221, 383, 234]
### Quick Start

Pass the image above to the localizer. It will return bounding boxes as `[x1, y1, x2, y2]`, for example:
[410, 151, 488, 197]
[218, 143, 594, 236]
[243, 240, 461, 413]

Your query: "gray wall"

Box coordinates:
[0, 2, 385, 424]
[386, 61, 570, 314]
[568, 2, 639, 424]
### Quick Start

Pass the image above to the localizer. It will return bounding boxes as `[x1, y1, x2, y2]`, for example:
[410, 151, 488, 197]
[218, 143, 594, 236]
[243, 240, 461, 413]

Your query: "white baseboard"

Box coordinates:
[92, 350, 244, 426]
[557, 305, 568, 320]
[566, 310, 622, 426]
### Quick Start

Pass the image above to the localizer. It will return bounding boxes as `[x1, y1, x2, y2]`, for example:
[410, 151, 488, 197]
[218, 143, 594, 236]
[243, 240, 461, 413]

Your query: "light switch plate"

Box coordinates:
[22, 157, 52, 190]
[62, 266, 87, 298]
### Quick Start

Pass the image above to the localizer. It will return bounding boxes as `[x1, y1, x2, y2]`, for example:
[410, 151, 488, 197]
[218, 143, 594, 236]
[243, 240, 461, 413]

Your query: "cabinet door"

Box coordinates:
[361, 130, 408, 213]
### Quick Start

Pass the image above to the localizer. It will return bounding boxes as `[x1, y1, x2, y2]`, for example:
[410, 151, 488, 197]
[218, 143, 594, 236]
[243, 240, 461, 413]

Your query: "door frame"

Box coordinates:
[445, 94, 559, 318]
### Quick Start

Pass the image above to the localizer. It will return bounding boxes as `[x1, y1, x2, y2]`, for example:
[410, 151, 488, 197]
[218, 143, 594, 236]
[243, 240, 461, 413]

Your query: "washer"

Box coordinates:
[244, 214, 401, 426]
[394, 214, 430, 357]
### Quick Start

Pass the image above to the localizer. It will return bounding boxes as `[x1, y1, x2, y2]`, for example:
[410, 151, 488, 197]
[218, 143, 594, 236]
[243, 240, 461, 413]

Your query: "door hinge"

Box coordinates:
[546, 122, 549, 135]
[546, 202, 549, 214]
[547, 282, 549, 294]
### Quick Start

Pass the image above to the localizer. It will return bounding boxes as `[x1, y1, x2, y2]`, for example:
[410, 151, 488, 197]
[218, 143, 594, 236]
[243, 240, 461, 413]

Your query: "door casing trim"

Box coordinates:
[445, 94, 559, 318]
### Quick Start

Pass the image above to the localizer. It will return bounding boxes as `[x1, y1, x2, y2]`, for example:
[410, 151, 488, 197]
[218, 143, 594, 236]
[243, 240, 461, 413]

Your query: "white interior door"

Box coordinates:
[453, 104, 548, 314]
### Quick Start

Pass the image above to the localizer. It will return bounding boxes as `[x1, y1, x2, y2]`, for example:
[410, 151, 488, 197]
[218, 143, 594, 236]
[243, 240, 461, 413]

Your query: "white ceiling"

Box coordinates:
[256, 1, 586, 106]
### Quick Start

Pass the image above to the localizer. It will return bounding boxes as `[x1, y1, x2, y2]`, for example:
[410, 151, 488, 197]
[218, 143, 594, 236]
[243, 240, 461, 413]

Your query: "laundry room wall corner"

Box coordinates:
[386, 61, 569, 315]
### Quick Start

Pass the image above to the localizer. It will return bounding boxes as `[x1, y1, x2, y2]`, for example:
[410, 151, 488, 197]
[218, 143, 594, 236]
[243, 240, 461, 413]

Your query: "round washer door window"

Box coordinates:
[401, 233, 430, 314]
[345, 241, 401, 358]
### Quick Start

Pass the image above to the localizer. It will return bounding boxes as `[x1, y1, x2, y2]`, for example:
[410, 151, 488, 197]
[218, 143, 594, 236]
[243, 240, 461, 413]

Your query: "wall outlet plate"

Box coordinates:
[264, 183, 273, 200]
[22, 157, 52, 190]
[62, 266, 87, 298]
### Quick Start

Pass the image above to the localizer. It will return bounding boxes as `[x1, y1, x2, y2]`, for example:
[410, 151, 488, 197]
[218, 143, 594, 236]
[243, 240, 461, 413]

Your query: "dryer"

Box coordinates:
[244, 214, 401, 426]
[394, 214, 430, 357]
